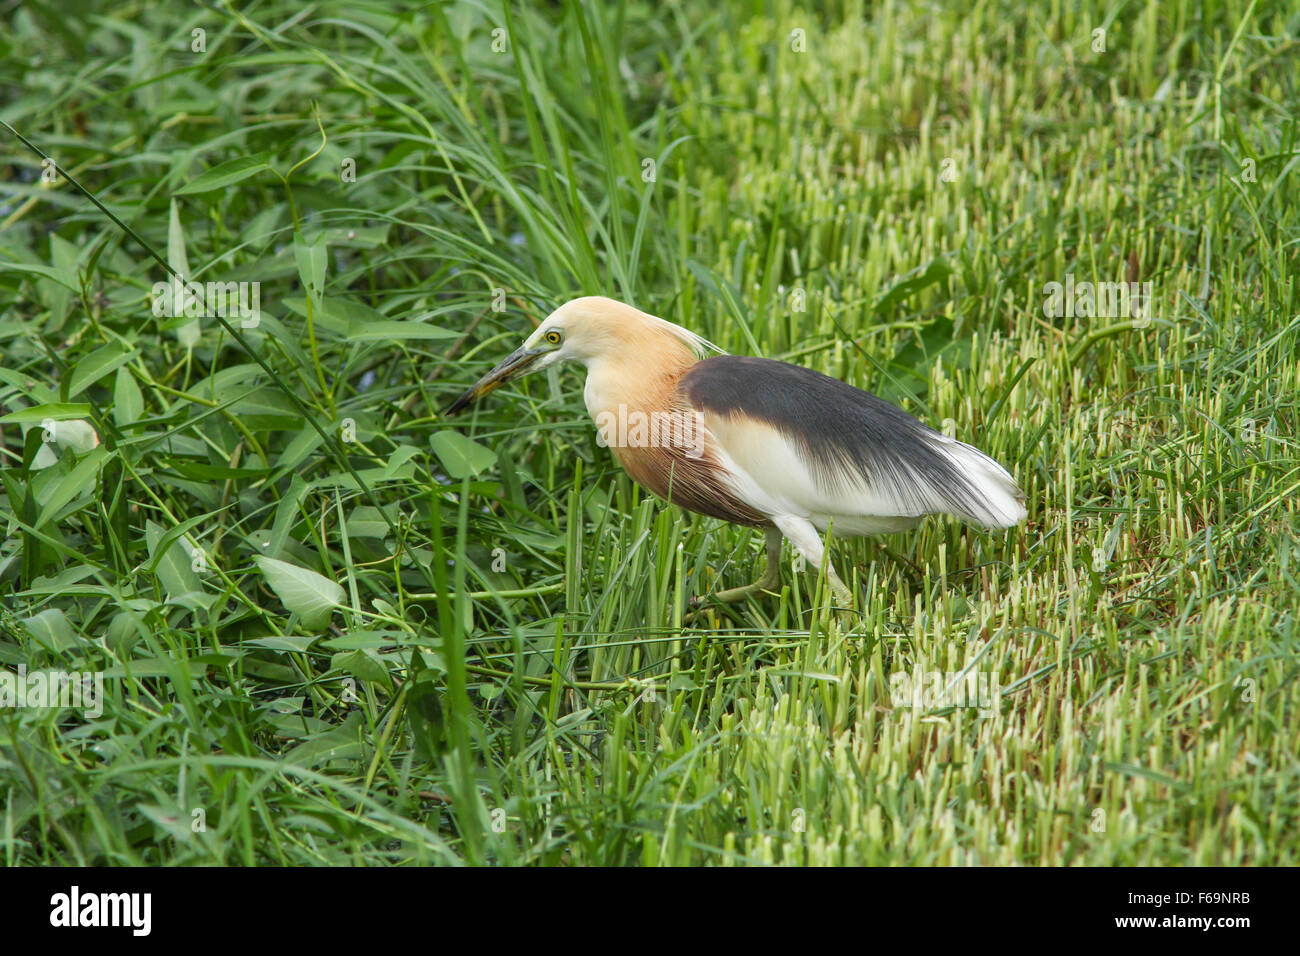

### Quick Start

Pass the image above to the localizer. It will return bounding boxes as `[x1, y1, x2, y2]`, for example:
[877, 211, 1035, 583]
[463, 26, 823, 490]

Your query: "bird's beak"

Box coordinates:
[445, 345, 548, 416]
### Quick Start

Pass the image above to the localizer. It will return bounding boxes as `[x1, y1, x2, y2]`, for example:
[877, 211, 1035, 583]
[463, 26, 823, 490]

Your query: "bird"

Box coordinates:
[445, 296, 1027, 605]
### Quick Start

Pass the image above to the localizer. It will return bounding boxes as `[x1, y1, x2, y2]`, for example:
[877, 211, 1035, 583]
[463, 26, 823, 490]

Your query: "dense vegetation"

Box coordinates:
[1, 0, 1296, 864]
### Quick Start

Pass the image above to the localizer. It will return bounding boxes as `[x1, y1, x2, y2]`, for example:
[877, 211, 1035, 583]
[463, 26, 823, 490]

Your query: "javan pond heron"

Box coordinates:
[446, 296, 1026, 604]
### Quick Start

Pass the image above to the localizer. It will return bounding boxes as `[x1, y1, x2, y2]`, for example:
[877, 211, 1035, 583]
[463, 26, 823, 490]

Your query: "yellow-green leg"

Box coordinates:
[823, 566, 853, 606]
[713, 528, 784, 603]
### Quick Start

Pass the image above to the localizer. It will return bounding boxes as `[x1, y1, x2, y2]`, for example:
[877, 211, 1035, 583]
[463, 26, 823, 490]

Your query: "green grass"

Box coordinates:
[1, 0, 1297, 865]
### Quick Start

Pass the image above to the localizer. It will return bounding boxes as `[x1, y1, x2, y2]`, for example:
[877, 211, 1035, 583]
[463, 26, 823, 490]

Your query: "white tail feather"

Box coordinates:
[931, 435, 1027, 528]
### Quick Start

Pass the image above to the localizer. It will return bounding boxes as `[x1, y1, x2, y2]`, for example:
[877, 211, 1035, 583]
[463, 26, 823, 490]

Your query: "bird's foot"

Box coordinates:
[710, 582, 773, 604]
[691, 565, 782, 608]
[824, 571, 854, 608]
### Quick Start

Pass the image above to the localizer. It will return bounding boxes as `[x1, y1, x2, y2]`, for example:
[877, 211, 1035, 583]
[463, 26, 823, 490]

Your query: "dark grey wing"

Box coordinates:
[679, 356, 1025, 527]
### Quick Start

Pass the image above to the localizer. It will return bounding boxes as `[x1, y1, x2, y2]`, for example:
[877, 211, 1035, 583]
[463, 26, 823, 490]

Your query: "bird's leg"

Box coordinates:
[712, 527, 784, 603]
[825, 566, 853, 606]
[771, 515, 853, 606]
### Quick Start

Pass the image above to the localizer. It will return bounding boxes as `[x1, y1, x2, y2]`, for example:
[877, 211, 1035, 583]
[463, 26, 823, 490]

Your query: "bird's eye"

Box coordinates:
[544, 330, 562, 345]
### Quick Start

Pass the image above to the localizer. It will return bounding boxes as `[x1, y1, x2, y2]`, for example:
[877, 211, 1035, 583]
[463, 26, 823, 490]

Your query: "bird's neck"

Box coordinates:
[582, 331, 697, 423]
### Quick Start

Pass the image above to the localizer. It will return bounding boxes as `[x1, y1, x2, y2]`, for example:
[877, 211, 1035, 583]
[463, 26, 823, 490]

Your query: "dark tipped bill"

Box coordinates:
[445, 345, 547, 416]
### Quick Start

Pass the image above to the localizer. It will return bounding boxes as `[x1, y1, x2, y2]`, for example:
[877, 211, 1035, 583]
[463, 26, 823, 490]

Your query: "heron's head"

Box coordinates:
[445, 296, 714, 415]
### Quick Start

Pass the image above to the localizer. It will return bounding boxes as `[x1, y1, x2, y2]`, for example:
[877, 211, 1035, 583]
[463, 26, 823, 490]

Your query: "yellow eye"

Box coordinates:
[544, 330, 562, 345]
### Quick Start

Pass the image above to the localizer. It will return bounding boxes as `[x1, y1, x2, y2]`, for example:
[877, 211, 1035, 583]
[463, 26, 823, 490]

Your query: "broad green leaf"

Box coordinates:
[21, 608, 80, 653]
[36, 445, 105, 528]
[145, 519, 204, 602]
[114, 367, 144, 428]
[102, 657, 181, 678]
[167, 460, 269, 480]
[48, 234, 81, 292]
[67, 343, 135, 399]
[330, 648, 389, 685]
[0, 403, 92, 425]
[408, 670, 445, 761]
[323, 629, 410, 649]
[228, 387, 300, 430]
[344, 506, 394, 540]
[294, 233, 328, 299]
[136, 805, 196, 841]
[285, 296, 384, 325]
[284, 712, 363, 767]
[430, 431, 497, 479]
[255, 556, 345, 630]
[321, 225, 389, 247]
[0, 262, 80, 291]
[281, 297, 350, 335]
[347, 321, 458, 341]
[106, 612, 146, 654]
[244, 635, 321, 653]
[275, 426, 324, 472]
[207, 362, 268, 396]
[383, 445, 422, 478]
[174, 153, 271, 194]
[267, 474, 310, 557]
[874, 257, 953, 313]
[167, 198, 189, 278]
[308, 465, 417, 492]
